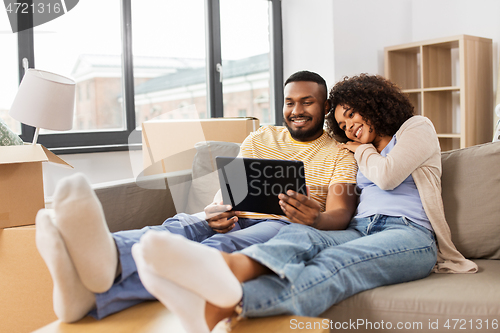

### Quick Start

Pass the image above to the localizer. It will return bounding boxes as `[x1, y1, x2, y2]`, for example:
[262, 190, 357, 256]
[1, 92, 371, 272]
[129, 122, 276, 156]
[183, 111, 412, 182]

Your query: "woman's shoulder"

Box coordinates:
[397, 116, 436, 137]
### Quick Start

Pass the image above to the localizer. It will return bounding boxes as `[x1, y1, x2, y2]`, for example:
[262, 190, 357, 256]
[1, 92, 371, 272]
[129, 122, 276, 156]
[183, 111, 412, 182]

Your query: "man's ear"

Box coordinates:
[324, 99, 331, 115]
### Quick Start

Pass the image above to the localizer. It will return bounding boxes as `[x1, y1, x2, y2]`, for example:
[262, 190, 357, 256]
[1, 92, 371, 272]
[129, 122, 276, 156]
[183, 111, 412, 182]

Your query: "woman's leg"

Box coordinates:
[240, 216, 437, 318]
[137, 223, 362, 331]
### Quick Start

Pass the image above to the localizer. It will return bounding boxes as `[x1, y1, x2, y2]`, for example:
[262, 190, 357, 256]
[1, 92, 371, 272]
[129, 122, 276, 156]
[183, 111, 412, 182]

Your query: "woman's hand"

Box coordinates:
[338, 141, 362, 153]
[204, 201, 240, 233]
[278, 189, 321, 227]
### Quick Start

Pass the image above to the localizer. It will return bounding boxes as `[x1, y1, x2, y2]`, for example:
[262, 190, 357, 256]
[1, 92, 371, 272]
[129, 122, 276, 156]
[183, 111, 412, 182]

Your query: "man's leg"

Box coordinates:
[36, 209, 96, 322]
[200, 219, 288, 252]
[91, 217, 274, 319]
[52, 173, 117, 293]
[41, 173, 217, 320]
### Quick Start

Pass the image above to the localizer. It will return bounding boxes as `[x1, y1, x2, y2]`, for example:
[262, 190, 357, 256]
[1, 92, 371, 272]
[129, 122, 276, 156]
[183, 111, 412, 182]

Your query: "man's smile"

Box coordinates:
[289, 116, 311, 127]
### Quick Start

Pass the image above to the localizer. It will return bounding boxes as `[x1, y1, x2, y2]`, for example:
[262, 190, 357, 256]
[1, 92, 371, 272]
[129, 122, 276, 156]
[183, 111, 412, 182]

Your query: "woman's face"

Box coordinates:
[334, 104, 378, 144]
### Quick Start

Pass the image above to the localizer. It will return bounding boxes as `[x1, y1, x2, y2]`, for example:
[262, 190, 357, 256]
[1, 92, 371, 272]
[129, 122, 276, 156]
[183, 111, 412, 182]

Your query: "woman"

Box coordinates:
[132, 74, 477, 333]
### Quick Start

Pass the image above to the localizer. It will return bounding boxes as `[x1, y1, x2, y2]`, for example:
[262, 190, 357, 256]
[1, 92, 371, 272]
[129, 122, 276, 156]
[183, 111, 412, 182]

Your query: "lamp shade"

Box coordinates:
[9, 69, 75, 131]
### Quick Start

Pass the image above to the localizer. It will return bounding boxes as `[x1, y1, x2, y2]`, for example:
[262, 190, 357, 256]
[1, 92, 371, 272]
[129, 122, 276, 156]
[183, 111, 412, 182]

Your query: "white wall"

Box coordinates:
[332, 0, 413, 81]
[411, 0, 500, 101]
[281, 0, 336, 87]
[282, 0, 500, 93]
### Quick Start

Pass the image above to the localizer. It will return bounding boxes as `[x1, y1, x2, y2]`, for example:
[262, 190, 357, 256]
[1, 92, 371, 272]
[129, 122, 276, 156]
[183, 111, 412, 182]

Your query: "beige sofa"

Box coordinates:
[88, 140, 500, 332]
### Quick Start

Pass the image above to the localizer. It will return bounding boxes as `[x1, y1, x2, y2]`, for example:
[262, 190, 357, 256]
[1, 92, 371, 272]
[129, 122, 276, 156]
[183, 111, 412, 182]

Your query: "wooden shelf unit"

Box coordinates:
[385, 35, 493, 151]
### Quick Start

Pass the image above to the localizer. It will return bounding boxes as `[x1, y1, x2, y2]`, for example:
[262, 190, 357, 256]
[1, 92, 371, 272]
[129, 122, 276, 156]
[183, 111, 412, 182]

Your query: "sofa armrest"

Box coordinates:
[93, 170, 192, 233]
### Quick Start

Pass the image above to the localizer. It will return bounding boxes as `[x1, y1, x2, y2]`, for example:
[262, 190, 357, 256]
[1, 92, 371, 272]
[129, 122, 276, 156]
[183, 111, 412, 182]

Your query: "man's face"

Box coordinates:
[283, 81, 328, 142]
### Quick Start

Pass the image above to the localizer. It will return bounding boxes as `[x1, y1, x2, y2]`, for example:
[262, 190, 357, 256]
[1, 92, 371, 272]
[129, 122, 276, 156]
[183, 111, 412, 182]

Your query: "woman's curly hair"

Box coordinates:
[326, 74, 414, 143]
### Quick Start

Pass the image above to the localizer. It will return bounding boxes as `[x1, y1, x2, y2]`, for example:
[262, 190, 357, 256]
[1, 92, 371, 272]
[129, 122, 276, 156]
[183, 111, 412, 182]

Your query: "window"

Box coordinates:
[0, 17, 22, 134]
[10, 0, 283, 153]
[131, 0, 207, 126]
[34, 0, 125, 133]
[220, 0, 272, 124]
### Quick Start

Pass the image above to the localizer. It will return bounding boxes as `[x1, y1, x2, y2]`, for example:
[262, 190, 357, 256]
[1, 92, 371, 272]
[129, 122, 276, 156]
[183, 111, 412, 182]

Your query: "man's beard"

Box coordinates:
[284, 114, 325, 141]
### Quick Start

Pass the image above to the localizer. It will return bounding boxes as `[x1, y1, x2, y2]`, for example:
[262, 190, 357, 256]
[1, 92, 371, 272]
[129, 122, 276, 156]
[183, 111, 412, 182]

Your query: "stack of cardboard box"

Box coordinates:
[0, 144, 71, 332]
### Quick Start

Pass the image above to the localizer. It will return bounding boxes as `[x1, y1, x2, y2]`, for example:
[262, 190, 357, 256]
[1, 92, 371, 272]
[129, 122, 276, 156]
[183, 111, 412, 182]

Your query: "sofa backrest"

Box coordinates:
[184, 141, 241, 214]
[441, 141, 500, 260]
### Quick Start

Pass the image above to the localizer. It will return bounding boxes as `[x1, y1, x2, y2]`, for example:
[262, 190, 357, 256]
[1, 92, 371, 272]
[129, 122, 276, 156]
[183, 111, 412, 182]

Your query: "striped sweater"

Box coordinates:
[237, 125, 357, 220]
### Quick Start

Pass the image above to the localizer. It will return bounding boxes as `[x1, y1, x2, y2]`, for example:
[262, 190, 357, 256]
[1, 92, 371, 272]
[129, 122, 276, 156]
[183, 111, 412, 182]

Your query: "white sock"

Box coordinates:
[139, 230, 242, 308]
[52, 173, 117, 293]
[132, 244, 210, 333]
[36, 209, 96, 323]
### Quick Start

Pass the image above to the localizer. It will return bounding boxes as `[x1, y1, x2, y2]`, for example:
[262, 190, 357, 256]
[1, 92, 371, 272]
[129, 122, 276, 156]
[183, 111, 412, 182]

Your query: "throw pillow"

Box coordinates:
[441, 141, 500, 259]
[0, 119, 23, 146]
[184, 141, 241, 214]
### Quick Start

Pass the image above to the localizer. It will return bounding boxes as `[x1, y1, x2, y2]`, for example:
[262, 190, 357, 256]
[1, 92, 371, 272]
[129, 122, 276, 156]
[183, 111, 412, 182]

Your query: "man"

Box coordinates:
[35, 70, 358, 322]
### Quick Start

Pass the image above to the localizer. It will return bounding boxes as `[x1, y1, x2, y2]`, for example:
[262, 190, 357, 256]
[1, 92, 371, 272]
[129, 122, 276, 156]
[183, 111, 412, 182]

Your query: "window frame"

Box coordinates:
[15, 0, 283, 154]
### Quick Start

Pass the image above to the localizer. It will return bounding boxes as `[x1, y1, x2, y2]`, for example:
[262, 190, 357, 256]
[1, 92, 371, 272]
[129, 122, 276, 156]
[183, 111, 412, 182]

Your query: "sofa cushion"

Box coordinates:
[322, 259, 500, 330]
[94, 174, 186, 232]
[184, 141, 241, 214]
[440, 142, 500, 259]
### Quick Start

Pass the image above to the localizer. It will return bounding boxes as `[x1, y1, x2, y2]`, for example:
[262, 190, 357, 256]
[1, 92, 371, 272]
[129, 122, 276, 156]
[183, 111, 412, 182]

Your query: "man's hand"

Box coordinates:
[279, 183, 358, 230]
[204, 201, 240, 233]
[278, 188, 321, 227]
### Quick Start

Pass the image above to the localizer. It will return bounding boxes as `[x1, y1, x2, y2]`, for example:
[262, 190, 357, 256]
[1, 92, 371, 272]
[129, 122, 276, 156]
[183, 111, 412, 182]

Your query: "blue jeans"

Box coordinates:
[239, 215, 437, 317]
[90, 213, 288, 319]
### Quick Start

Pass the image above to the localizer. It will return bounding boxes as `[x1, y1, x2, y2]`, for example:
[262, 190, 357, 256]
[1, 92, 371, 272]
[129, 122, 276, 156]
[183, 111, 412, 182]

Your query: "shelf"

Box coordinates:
[422, 43, 460, 88]
[386, 47, 420, 90]
[403, 87, 460, 93]
[385, 35, 493, 151]
[402, 88, 421, 94]
[423, 90, 460, 134]
[405, 92, 421, 115]
[439, 137, 461, 151]
[423, 86, 460, 92]
[437, 133, 462, 138]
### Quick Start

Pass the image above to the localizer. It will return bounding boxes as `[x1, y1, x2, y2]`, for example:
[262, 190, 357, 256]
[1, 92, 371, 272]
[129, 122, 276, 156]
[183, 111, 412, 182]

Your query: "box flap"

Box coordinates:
[142, 117, 259, 175]
[0, 144, 73, 168]
[40, 145, 73, 168]
[0, 144, 49, 164]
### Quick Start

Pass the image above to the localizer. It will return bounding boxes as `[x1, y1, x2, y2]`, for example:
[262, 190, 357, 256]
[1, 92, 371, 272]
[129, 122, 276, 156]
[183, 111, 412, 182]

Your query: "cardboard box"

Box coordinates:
[0, 144, 72, 229]
[0, 225, 57, 332]
[142, 117, 259, 175]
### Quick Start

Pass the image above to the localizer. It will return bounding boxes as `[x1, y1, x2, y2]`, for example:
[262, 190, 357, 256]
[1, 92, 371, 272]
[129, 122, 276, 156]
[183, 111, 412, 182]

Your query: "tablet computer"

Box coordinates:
[215, 157, 307, 215]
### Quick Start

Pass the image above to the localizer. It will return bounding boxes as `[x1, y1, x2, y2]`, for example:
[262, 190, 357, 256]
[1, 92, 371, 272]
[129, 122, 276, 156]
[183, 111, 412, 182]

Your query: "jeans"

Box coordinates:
[239, 215, 437, 317]
[90, 213, 288, 319]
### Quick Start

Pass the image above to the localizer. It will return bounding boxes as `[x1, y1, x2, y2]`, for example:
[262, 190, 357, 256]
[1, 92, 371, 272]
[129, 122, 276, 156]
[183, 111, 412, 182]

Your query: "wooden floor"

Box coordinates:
[33, 301, 329, 333]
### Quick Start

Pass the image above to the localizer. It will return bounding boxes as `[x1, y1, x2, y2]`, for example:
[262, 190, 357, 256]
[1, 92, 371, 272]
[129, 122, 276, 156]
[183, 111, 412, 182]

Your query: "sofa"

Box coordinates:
[35, 140, 500, 332]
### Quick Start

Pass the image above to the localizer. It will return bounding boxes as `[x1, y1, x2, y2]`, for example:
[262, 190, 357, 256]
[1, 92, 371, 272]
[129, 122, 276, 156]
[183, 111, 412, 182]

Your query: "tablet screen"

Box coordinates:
[216, 157, 307, 215]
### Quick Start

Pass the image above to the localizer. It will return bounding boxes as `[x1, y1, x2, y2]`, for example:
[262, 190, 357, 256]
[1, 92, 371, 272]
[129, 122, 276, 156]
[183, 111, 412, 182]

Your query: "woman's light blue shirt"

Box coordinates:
[355, 135, 433, 231]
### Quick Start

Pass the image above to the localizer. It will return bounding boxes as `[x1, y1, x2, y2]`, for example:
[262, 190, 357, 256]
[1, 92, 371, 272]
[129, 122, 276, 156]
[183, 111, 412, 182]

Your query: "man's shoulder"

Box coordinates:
[247, 125, 288, 141]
